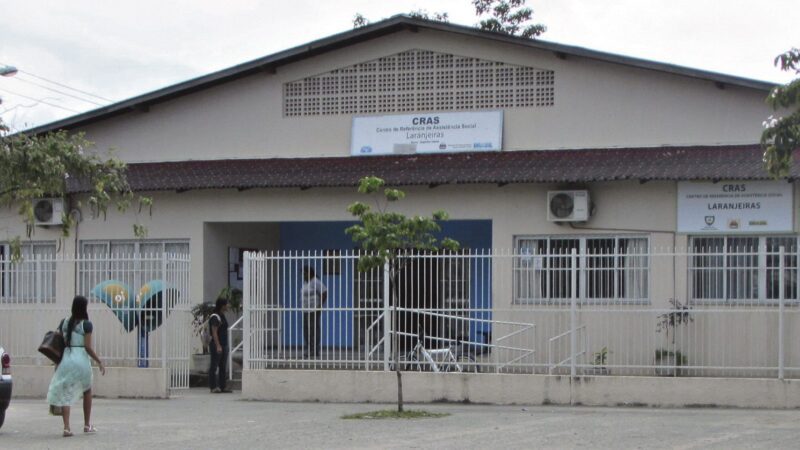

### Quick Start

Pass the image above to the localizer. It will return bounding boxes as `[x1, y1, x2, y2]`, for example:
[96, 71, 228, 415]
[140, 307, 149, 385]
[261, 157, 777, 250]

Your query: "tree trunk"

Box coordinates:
[396, 367, 403, 412]
[394, 288, 403, 412]
[390, 268, 404, 412]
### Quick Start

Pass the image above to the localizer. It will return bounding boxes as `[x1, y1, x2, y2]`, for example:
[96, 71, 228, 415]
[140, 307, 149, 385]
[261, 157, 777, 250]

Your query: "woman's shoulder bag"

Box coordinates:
[38, 319, 66, 364]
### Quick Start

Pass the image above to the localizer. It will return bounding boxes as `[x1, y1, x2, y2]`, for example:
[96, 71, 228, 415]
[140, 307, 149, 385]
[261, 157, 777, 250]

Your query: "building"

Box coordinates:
[4, 16, 799, 404]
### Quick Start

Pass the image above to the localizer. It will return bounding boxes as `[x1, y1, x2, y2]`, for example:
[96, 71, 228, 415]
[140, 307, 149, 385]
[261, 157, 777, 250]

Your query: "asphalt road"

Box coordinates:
[1, 389, 799, 449]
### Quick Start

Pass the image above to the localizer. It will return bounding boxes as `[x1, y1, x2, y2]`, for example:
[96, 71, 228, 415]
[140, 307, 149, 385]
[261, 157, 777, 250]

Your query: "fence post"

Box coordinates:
[161, 252, 169, 396]
[570, 248, 577, 378]
[778, 246, 785, 380]
[382, 260, 390, 371]
[35, 255, 44, 366]
[243, 252, 251, 376]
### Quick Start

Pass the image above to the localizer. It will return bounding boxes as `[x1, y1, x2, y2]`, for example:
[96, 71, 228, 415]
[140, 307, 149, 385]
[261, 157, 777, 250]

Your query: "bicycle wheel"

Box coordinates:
[403, 352, 423, 371]
[454, 353, 477, 373]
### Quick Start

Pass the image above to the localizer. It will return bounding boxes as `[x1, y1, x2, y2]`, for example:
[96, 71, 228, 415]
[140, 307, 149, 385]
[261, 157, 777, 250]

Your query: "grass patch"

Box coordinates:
[342, 409, 450, 420]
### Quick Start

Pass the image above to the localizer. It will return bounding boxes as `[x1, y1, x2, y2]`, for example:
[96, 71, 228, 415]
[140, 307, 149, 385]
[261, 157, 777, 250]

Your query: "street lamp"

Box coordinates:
[0, 65, 16, 106]
[0, 65, 18, 77]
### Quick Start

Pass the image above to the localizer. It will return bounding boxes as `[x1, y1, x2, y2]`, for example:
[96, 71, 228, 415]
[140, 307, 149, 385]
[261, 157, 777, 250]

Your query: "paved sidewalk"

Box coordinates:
[1, 389, 799, 449]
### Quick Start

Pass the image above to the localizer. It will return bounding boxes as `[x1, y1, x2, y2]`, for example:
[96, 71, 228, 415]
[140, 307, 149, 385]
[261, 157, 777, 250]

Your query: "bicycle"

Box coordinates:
[400, 329, 477, 373]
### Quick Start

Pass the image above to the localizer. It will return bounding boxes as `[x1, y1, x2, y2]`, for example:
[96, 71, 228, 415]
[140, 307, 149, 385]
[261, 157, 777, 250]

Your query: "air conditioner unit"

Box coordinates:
[33, 198, 64, 226]
[547, 190, 591, 222]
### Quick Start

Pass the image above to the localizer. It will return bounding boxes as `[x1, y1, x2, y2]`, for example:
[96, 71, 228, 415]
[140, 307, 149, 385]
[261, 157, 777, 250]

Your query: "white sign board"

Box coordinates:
[351, 111, 503, 156]
[677, 181, 794, 233]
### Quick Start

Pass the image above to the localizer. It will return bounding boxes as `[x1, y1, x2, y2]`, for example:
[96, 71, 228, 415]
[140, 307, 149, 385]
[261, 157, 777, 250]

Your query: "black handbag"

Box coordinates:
[38, 322, 65, 364]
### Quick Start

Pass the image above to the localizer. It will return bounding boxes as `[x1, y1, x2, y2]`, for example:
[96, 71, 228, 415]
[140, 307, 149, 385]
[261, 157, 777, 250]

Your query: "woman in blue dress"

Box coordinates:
[47, 295, 105, 437]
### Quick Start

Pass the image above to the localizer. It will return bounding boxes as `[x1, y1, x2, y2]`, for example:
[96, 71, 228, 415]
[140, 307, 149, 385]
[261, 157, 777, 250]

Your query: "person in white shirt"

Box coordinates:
[301, 266, 327, 357]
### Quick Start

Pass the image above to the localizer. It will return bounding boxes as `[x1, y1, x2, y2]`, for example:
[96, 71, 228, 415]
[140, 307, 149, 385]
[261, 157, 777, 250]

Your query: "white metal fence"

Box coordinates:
[0, 253, 192, 389]
[243, 248, 800, 378]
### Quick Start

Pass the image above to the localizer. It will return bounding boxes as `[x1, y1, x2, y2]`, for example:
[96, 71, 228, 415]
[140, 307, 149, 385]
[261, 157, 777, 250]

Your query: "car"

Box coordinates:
[0, 346, 11, 429]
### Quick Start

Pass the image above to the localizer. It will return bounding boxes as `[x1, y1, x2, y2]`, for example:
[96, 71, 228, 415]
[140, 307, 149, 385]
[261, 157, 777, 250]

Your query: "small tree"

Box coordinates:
[762, 48, 800, 177]
[353, 10, 449, 29]
[0, 119, 150, 258]
[472, 0, 546, 38]
[354, 0, 547, 39]
[407, 10, 449, 23]
[352, 13, 370, 28]
[655, 299, 693, 345]
[346, 176, 458, 412]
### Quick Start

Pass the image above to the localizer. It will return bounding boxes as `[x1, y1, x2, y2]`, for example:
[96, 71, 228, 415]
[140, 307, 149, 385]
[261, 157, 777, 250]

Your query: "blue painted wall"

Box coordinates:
[278, 220, 492, 348]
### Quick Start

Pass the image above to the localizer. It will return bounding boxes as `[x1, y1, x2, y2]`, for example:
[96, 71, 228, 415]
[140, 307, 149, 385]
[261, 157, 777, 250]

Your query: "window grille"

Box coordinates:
[514, 235, 649, 304]
[689, 236, 798, 304]
[283, 49, 555, 116]
[0, 242, 57, 304]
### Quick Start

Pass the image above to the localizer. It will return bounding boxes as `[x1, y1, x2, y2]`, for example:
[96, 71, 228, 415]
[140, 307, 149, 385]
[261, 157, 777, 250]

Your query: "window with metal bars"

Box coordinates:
[689, 236, 798, 304]
[0, 242, 57, 303]
[514, 235, 649, 304]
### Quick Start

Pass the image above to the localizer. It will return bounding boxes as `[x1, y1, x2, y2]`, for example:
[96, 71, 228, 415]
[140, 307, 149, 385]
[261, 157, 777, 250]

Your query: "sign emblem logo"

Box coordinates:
[704, 216, 715, 226]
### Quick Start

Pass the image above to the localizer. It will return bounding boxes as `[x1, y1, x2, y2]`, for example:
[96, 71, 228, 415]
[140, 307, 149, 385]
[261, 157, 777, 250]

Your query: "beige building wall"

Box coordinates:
[6, 181, 799, 376]
[16, 181, 791, 308]
[8, 178, 798, 289]
[75, 28, 769, 163]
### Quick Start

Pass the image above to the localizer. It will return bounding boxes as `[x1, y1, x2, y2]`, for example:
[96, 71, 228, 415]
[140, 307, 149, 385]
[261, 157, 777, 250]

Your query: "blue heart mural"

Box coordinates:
[135, 280, 171, 333]
[92, 279, 176, 333]
[91, 280, 137, 332]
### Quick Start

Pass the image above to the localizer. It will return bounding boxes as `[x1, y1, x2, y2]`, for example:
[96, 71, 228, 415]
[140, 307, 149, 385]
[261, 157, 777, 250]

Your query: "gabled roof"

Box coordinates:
[30, 15, 775, 135]
[66, 145, 795, 194]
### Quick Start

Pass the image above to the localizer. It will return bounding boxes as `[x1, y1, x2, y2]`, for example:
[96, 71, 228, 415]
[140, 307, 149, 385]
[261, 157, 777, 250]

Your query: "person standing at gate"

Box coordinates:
[208, 297, 232, 393]
[301, 266, 327, 358]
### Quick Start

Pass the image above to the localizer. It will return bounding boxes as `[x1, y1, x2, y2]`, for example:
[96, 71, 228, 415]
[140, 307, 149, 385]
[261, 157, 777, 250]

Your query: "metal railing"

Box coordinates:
[548, 325, 587, 375]
[228, 315, 243, 381]
[242, 247, 800, 378]
[0, 253, 192, 389]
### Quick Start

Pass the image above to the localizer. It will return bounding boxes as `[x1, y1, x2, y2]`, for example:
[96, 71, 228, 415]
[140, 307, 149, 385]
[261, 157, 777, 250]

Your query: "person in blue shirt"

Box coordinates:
[301, 266, 328, 358]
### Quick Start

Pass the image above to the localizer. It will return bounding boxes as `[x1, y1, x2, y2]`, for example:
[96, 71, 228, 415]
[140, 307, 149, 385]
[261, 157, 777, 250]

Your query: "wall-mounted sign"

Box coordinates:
[677, 181, 793, 233]
[351, 111, 503, 156]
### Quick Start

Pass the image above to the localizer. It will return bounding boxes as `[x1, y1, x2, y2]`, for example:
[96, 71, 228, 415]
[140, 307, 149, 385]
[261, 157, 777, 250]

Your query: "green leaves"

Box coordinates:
[133, 223, 148, 239]
[440, 238, 460, 252]
[354, 10, 449, 29]
[775, 48, 800, 74]
[432, 210, 449, 221]
[762, 48, 800, 178]
[357, 176, 384, 194]
[384, 188, 405, 201]
[472, 0, 546, 38]
[347, 176, 460, 272]
[8, 236, 21, 262]
[352, 13, 369, 28]
[0, 119, 151, 243]
[347, 201, 370, 216]
[407, 10, 449, 22]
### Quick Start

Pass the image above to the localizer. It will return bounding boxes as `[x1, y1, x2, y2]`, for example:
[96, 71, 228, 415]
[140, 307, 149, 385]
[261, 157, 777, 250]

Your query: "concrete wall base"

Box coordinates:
[11, 365, 169, 399]
[242, 370, 800, 409]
